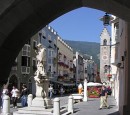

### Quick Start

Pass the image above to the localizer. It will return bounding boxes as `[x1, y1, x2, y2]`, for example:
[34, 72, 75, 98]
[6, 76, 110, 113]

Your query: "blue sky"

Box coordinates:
[49, 7, 111, 43]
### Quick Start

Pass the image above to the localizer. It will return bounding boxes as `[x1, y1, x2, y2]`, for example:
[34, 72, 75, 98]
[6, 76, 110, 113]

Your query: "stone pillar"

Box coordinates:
[83, 79, 87, 101]
[68, 96, 73, 113]
[53, 98, 60, 115]
[2, 95, 10, 115]
[123, 22, 130, 115]
[28, 94, 33, 107]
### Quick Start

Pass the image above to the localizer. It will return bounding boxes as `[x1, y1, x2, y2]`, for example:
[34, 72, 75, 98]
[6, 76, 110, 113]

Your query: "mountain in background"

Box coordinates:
[65, 40, 100, 67]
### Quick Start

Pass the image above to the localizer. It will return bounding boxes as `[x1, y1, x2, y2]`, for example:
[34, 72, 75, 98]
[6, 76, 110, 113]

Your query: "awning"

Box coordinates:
[87, 82, 103, 86]
[50, 80, 75, 86]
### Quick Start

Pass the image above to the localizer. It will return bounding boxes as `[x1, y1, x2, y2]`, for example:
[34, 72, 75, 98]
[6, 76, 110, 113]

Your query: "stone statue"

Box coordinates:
[34, 43, 46, 83]
[32, 43, 52, 109]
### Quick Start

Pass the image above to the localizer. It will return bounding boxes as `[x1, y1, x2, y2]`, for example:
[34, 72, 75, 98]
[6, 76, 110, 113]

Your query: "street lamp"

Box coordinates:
[100, 13, 114, 26]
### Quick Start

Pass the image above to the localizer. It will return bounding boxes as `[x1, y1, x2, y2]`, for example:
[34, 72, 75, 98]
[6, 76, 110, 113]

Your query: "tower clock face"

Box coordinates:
[102, 55, 108, 60]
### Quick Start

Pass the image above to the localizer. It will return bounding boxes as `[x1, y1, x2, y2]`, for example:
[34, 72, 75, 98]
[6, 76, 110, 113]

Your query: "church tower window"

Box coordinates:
[103, 39, 107, 45]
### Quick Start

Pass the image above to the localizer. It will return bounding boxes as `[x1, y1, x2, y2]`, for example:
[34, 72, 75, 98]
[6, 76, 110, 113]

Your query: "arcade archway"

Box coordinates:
[0, 1, 130, 115]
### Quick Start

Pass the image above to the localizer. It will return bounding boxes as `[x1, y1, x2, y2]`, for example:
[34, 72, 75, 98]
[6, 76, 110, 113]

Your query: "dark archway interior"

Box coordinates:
[0, 0, 130, 82]
[8, 75, 18, 91]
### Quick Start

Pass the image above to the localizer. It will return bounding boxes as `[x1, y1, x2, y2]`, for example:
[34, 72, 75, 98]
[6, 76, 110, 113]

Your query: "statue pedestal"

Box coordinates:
[43, 79, 53, 108]
[31, 78, 53, 109]
[31, 82, 45, 108]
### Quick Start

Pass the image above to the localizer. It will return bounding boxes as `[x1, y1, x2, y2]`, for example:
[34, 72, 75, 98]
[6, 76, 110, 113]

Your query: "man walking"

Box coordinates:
[99, 85, 110, 110]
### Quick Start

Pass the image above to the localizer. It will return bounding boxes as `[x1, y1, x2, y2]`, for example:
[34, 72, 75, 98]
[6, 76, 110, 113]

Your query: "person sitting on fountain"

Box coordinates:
[34, 43, 46, 83]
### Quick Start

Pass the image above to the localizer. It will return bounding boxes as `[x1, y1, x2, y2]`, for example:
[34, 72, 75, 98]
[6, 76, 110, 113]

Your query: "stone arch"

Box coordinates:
[0, 1, 129, 114]
[8, 74, 18, 91]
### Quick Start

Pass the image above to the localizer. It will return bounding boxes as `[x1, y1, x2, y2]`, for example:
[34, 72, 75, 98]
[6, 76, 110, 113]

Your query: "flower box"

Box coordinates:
[87, 86, 101, 98]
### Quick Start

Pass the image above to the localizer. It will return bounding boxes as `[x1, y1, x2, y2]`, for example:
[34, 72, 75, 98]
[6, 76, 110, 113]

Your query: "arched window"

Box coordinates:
[103, 39, 107, 45]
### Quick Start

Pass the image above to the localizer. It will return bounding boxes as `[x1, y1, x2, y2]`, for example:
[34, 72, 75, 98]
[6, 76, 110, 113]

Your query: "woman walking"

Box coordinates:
[11, 86, 19, 108]
[20, 84, 28, 107]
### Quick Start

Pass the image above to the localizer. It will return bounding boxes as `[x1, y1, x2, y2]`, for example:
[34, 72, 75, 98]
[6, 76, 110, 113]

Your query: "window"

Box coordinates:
[48, 66, 51, 72]
[21, 66, 30, 74]
[42, 30, 46, 39]
[48, 35, 52, 43]
[48, 58, 53, 64]
[115, 45, 119, 59]
[48, 50, 51, 57]
[21, 56, 30, 74]
[26, 39, 31, 45]
[22, 44, 30, 57]
[32, 58, 37, 71]
[33, 40, 37, 49]
[114, 22, 119, 41]
[48, 50, 54, 57]
[32, 58, 37, 66]
[103, 39, 107, 45]
[21, 56, 30, 67]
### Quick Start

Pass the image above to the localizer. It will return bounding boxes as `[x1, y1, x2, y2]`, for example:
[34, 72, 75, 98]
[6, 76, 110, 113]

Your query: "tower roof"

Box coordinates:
[100, 27, 111, 39]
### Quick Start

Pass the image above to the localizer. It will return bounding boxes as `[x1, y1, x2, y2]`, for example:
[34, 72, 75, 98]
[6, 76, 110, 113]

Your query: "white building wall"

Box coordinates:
[111, 17, 127, 115]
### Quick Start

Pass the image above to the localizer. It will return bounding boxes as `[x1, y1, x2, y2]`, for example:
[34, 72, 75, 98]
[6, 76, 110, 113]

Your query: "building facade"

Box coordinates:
[56, 36, 74, 84]
[9, 33, 38, 93]
[9, 25, 76, 94]
[111, 16, 127, 115]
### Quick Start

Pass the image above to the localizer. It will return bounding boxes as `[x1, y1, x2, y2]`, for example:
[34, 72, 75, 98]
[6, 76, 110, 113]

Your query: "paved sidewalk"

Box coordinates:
[0, 96, 119, 115]
[72, 96, 119, 115]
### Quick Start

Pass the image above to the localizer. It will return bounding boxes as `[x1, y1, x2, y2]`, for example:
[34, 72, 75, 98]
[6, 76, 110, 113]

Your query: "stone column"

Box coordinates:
[68, 96, 73, 113]
[123, 22, 130, 115]
[83, 79, 87, 101]
[53, 98, 60, 115]
[2, 95, 10, 115]
[28, 94, 33, 107]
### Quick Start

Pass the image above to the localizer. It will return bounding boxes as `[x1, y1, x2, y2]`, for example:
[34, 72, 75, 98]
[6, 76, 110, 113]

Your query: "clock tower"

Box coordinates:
[100, 27, 111, 82]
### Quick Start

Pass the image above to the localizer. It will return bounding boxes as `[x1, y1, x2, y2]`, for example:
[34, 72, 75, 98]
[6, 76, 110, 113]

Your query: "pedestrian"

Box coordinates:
[20, 84, 28, 107]
[11, 86, 19, 108]
[99, 85, 110, 110]
[78, 83, 83, 94]
[60, 86, 64, 97]
[48, 85, 54, 99]
[1, 78, 9, 109]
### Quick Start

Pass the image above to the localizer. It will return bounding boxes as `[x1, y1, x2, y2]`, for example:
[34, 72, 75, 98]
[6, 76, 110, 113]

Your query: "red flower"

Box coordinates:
[107, 74, 112, 77]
